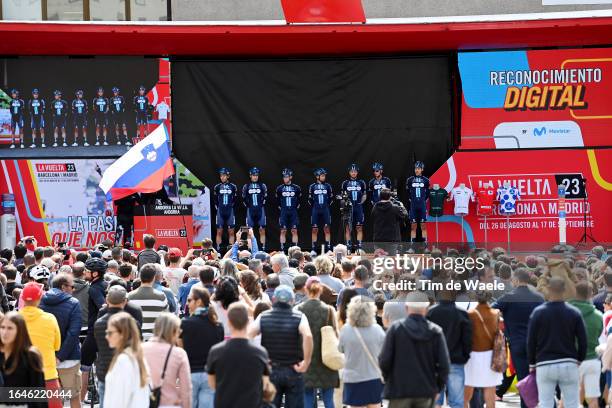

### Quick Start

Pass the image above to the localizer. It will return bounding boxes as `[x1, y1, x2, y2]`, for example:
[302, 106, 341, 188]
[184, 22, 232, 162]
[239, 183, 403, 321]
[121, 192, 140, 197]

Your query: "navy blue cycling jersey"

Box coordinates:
[28, 98, 45, 116]
[71, 99, 88, 115]
[276, 183, 301, 209]
[309, 182, 333, 208]
[110, 96, 125, 114]
[134, 95, 148, 112]
[406, 175, 430, 203]
[214, 182, 237, 208]
[51, 99, 69, 117]
[10, 99, 25, 116]
[341, 179, 367, 204]
[93, 97, 109, 114]
[368, 177, 392, 204]
[242, 182, 267, 208]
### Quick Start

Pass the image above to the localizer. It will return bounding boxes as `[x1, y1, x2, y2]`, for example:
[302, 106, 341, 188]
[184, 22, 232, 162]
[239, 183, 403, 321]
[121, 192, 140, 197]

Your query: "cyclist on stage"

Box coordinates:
[341, 163, 367, 252]
[110, 86, 130, 146]
[276, 168, 301, 252]
[405, 161, 430, 243]
[9, 89, 25, 149]
[50, 90, 69, 147]
[28, 88, 46, 148]
[92, 86, 109, 146]
[308, 168, 333, 254]
[242, 167, 268, 251]
[133, 85, 149, 142]
[71, 90, 89, 146]
[214, 168, 238, 251]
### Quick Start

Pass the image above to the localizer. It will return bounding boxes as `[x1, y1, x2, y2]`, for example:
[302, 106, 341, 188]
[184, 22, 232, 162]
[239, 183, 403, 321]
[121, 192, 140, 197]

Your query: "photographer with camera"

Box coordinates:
[371, 188, 408, 242]
[340, 164, 367, 252]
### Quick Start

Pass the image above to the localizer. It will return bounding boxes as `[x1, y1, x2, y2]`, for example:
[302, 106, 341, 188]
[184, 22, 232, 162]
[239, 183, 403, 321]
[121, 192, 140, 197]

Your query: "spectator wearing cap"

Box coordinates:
[493, 268, 545, 408]
[81, 257, 109, 398]
[271, 253, 297, 289]
[379, 293, 450, 408]
[314, 255, 344, 294]
[293, 273, 309, 305]
[40, 272, 82, 408]
[178, 265, 203, 315]
[249, 285, 313, 408]
[17, 264, 51, 311]
[165, 247, 186, 295]
[19, 281, 62, 407]
[137, 234, 161, 271]
[128, 263, 169, 340]
[102, 250, 113, 262]
[71, 262, 90, 334]
[295, 276, 339, 407]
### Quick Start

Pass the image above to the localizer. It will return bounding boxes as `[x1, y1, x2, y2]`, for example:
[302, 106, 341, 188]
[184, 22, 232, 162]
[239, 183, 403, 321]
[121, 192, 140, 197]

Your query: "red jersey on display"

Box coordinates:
[476, 186, 496, 216]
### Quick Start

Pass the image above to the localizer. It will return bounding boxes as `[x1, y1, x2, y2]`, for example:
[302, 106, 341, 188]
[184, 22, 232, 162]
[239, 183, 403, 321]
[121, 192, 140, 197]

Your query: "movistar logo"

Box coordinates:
[533, 127, 546, 137]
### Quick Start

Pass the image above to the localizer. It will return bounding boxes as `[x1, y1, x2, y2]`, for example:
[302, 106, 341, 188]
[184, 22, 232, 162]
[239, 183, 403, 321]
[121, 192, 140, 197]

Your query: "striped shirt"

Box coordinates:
[127, 286, 168, 340]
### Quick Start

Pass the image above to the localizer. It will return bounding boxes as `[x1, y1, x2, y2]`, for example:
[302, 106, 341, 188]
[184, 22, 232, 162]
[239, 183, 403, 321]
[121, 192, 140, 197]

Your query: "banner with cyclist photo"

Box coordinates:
[0, 57, 171, 157]
[459, 47, 612, 149]
[0, 158, 211, 248]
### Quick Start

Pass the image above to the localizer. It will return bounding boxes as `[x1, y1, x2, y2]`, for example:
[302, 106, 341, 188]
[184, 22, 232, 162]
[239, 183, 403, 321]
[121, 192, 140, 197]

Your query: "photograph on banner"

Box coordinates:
[0, 57, 171, 156]
[0, 158, 210, 249]
[428, 148, 612, 248]
[459, 47, 612, 149]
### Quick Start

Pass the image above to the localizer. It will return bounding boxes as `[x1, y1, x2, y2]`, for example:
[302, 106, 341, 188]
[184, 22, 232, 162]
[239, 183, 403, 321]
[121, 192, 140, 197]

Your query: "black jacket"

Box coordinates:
[379, 314, 450, 399]
[371, 200, 407, 242]
[427, 301, 472, 364]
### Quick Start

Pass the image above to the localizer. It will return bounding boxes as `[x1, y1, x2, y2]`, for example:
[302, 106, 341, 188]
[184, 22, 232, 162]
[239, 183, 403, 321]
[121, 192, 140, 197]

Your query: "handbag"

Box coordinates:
[516, 371, 539, 408]
[321, 307, 344, 370]
[353, 326, 385, 384]
[150, 345, 173, 408]
[473, 308, 507, 373]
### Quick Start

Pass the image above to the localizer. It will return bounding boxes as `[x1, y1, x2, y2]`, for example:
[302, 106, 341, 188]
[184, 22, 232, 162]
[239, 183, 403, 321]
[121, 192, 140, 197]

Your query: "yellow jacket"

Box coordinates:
[20, 306, 61, 380]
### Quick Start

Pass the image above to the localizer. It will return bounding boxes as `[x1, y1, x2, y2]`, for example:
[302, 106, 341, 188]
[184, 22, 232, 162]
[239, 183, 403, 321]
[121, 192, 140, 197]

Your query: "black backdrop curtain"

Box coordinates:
[171, 56, 453, 249]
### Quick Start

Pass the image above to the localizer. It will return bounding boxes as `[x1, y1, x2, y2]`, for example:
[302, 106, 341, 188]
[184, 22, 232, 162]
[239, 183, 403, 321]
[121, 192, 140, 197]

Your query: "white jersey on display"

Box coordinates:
[497, 185, 521, 215]
[156, 102, 170, 120]
[450, 186, 474, 215]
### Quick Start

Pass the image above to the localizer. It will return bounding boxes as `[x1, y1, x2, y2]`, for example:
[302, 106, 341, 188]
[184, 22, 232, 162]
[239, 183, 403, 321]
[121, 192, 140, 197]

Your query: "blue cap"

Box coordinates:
[254, 251, 269, 262]
[53, 90, 62, 96]
[112, 87, 119, 93]
[10, 89, 18, 95]
[249, 167, 260, 175]
[372, 162, 383, 171]
[219, 167, 230, 175]
[282, 168, 293, 177]
[348, 163, 359, 172]
[32, 88, 39, 94]
[273, 285, 295, 304]
[415, 161, 425, 169]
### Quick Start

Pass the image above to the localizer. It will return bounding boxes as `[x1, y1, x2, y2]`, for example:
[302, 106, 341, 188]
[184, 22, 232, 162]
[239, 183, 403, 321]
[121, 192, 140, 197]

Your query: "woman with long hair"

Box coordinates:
[212, 276, 255, 337]
[104, 312, 150, 408]
[143, 313, 192, 408]
[338, 296, 386, 408]
[337, 288, 358, 330]
[180, 286, 224, 408]
[0, 311, 46, 408]
[239, 270, 269, 304]
[296, 277, 339, 407]
[464, 291, 502, 408]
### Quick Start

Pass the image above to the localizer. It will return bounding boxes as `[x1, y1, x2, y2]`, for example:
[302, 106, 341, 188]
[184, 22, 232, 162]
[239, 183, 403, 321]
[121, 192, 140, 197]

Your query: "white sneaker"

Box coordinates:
[52, 142, 58, 147]
[9, 144, 15, 149]
[125, 140, 132, 146]
[117, 140, 122, 145]
[72, 142, 78, 147]
[84, 142, 90, 147]
[95, 141, 100, 146]
[30, 143, 36, 148]
[41, 143, 46, 148]
[62, 142, 68, 147]
[20, 144, 24, 149]
[103, 140, 108, 146]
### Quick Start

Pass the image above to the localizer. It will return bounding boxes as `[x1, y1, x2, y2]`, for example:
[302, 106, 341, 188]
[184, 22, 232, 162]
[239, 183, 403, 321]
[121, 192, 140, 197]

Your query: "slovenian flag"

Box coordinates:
[99, 125, 174, 201]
